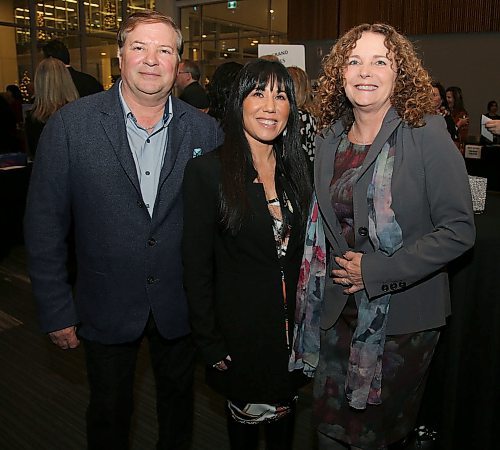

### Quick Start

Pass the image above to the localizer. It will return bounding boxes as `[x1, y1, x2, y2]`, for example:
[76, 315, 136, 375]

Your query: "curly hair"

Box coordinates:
[316, 23, 433, 130]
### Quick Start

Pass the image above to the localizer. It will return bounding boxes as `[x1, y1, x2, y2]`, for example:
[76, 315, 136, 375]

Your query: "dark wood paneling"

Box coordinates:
[288, 0, 500, 40]
[288, 0, 340, 41]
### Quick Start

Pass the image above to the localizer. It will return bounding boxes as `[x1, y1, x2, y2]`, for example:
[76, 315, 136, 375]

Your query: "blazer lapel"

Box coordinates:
[315, 126, 350, 255]
[158, 97, 187, 188]
[356, 108, 402, 181]
[99, 84, 141, 195]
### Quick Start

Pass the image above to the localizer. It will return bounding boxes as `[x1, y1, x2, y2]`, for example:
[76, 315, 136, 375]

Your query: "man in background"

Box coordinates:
[175, 59, 209, 111]
[42, 39, 103, 97]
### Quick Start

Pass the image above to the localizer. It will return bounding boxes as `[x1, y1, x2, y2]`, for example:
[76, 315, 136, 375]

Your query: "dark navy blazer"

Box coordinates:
[24, 82, 223, 344]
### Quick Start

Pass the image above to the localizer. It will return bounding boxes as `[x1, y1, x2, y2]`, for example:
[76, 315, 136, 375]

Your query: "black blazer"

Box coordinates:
[68, 66, 103, 98]
[182, 150, 307, 403]
[24, 82, 223, 344]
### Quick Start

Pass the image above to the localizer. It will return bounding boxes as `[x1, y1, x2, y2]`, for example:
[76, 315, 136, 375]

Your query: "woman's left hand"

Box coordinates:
[332, 251, 364, 294]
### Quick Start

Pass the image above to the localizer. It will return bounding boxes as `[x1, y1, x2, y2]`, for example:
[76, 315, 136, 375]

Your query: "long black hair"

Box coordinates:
[207, 61, 243, 122]
[219, 59, 312, 234]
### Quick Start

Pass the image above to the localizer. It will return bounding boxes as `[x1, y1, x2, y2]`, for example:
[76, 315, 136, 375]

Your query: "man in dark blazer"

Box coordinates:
[25, 10, 223, 450]
[42, 39, 104, 97]
[175, 59, 209, 111]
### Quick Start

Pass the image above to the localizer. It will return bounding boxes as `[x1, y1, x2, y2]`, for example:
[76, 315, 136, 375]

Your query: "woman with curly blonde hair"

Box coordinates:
[289, 23, 474, 449]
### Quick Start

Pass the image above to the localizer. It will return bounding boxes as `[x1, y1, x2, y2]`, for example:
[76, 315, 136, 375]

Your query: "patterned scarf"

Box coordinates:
[289, 131, 402, 410]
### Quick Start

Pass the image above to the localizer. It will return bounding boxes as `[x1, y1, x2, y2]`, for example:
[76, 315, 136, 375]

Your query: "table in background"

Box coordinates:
[465, 145, 500, 191]
[419, 191, 500, 449]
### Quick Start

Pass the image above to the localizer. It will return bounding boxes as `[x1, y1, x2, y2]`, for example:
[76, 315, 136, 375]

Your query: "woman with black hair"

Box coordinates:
[431, 81, 458, 141]
[207, 61, 243, 122]
[182, 59, 312, 450]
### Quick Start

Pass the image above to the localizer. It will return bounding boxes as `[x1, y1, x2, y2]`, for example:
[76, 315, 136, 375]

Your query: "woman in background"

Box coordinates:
[290, 23, 475, 449]
[431, 81, 458, 140]
[25, 57, 79, 157]
[207, 61, 243, 122]
[446, 85, 469, 151]
[287, 66, 317, 176]
[183, 59, 311, 450]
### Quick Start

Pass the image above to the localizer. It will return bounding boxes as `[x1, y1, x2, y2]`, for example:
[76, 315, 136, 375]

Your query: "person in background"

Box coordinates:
[5, 84, 24, 126]
[206, 61, 243, 122]
[482, 100, 500, 144]
[42, 39, 103, 97]
[175, 59, 209, 111]
[25, 10, 222, 450]
[431, 81, 458, 141]
[289, 23, 475, 450]
[485, 100, 499, 119]
[24, 58, 79, 157]
[287, 66, 317, 176]
[0, 93, 19, 153]
[446, 86, 469, 151]
[183, 59, 312, 450]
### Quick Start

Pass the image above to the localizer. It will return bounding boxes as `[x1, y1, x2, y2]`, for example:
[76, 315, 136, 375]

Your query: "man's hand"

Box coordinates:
[49, 326, 80, 349]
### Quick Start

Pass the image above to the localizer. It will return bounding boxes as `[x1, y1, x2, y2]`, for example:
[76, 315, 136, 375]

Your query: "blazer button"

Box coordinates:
[382, 284, 389, 292]
[358, 227, 368, 236]
[137, 200, 144, 208]
[399, 281, 407, 289]
[147, 276, 156, 284]
[390, 282, 398, 291]
[147, 238, 156, 247]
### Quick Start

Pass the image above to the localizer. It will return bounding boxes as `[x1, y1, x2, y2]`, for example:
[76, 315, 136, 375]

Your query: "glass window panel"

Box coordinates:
[127, 0, 155, 15]
[0, 25, 27, 90]
[11, 1, 30, 27]
[85, 35, 118, 88]
[36, 0, 79, 34]
[180, 6, 201, 44]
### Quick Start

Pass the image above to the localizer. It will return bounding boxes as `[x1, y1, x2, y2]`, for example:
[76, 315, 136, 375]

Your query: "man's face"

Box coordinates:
[119, 21, 179, 105]
[175, 62, 192, 90]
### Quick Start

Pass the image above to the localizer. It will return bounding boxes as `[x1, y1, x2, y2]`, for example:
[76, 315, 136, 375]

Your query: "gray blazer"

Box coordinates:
[315, 108, 475, 335]
[24, 82, 223, 344]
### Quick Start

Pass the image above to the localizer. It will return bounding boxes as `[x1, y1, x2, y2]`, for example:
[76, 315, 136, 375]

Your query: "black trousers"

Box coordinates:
[82, 315, 196, 450]
[226, 404, 296, 450]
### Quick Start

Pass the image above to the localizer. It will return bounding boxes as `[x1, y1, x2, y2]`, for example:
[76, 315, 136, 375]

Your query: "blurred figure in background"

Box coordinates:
[485, 100, 499, 119]
[176, 59, 210, 111]
[431, 81, 458, 140]
[42, 39, 103, 98]
[0, 93, 19, 154]
[482, 100, 500, 144]
[206, 61, 243, 123]
[25, 58, 79, 157]
[5, 84, 24, 126]
[287, 66, 317, 176]
[446, 86, 469, 151]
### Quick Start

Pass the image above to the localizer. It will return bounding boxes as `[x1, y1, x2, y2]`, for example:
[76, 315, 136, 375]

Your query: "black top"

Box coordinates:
[68, 67, 103, 98]
[182, 149, 308, 402]
[179, 82, 209, 109]
[24, 110, 46, 157]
